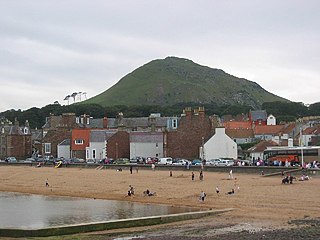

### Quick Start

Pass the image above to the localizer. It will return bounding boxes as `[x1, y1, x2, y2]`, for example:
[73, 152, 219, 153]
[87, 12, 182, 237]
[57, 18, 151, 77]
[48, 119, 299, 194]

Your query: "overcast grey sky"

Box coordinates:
[0, 0, 319, 111]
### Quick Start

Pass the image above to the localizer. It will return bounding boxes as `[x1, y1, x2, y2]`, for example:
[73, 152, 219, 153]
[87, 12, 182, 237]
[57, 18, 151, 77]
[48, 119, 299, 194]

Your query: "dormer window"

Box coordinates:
[75, 139, 84, 145]
[24, 127, 28, 134]
[87, 118, 90, 125]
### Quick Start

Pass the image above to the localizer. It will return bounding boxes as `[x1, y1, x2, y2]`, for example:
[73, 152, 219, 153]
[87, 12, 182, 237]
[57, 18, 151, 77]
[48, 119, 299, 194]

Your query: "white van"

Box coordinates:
[158, 157, 173, 165]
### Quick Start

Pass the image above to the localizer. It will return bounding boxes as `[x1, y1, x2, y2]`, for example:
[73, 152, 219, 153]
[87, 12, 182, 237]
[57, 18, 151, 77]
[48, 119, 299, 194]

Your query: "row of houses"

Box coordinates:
[1, 108, 320, 161]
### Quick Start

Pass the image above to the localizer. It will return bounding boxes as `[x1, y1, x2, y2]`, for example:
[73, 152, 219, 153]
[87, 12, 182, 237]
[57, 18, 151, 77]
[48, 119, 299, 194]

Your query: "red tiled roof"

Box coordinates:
[303, 125, 320, 135]
[226, 129, 254, 138]
[224, 121, 252, 129]
[254, 125, 285, 135]
[279, 123, 296, 134]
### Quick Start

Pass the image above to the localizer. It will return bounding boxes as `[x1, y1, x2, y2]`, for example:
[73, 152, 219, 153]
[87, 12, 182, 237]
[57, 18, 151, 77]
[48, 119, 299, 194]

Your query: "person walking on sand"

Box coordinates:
[199, 170, 203, 181]
[215, 186, 220, 196]
[192, 172, 195, 181]
[130, 166, 133, 174]
[151, 163, 155, 171]
[229, 169, 233, 180]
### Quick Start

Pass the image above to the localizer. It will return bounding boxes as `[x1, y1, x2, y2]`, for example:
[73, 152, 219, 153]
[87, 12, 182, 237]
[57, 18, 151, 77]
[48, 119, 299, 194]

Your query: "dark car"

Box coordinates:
[114, 158, 130, 164]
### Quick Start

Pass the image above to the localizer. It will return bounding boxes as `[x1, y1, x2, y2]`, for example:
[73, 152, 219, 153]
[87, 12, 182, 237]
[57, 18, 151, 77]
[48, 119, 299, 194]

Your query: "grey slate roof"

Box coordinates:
[59, 139, 71, 146]
[130, 132, 163, 143]
[90, 130, 116, 142]
[250, 110, 267, 121]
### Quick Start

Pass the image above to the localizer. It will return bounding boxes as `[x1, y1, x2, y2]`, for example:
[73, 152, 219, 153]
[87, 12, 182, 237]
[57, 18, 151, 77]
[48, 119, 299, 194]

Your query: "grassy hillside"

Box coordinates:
[83, 57, 288, 108]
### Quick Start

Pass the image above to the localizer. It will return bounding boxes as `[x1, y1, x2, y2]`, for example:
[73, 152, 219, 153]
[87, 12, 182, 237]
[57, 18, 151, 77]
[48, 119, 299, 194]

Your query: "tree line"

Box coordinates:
[1, 101, 320, 129]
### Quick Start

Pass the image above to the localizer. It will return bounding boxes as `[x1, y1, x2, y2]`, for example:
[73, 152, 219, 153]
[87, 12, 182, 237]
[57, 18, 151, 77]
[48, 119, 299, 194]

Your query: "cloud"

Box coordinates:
[0, 0, 319, 111]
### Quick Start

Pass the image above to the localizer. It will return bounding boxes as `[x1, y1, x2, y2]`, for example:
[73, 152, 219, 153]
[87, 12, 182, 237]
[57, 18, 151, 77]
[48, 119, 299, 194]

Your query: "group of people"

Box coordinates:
[198, 185, 236, 202]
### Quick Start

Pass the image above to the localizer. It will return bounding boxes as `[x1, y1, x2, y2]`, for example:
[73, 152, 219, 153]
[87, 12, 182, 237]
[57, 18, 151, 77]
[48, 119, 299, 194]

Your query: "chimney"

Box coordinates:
[185, 107, 192, 119]
[198, 106, 205, 118]
[103, 117, 108, 128]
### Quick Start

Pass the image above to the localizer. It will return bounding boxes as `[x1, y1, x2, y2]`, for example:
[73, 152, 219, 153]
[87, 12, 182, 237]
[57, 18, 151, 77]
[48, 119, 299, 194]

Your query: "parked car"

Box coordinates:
[6, 157, 17, 163]
[71, 158, 85, 163]
[99, 158, 114, 164]
[173, 159, 190, 166]
[86, 159, 96, 164]
[206, 159, 221, 166]
[191, 159, 202, 165]
[24, 158, 36, 163]
[158, 157, 173, 165]
[146, 157, 159, 164]
[216, 160, 234, 166]
[114, 158, 130, 164]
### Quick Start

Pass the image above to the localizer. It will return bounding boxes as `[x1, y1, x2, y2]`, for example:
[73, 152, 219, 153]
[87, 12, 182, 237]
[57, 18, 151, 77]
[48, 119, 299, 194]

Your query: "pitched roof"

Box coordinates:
[254, 125, 285, 135]
[59, 139, 70, 146]
[90, 130, 116, 142]
[130, 132, 163, 143]
[248, 140, 278, 153]
[250, 110, 267, 121]
[224, 121, 252, 129]
[278, 123, 296, 134]
[303, 125, 320, 135]
[226, 129, 254, 139]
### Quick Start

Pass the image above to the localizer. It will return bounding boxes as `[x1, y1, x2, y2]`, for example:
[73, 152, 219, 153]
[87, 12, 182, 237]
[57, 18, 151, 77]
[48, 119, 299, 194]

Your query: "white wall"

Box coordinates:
[267, 115, 276, 125]
[86, 142, 106, 160]
[130, 142, 163, 159]
[250, 152, 264, 162]
[204, 128, 238, 160]
[57, 145, 70, 159]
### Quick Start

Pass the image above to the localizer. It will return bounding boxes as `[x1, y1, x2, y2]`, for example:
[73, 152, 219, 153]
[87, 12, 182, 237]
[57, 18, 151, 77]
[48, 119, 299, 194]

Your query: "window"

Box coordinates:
[92, 149, 96, 159]
[44, 143, 51, 154]
[172, 119, 177, 129]
[87, 118, 90, 125]
[75, 139, 84, 145]
[86, 149, 90, 159]
[24, 127, 28, 134]
[76, 117, 80, 124]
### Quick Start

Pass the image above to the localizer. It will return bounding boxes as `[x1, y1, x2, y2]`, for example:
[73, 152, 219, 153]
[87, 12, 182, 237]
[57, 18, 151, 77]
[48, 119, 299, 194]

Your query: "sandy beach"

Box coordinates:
[0, 165, 319, 238]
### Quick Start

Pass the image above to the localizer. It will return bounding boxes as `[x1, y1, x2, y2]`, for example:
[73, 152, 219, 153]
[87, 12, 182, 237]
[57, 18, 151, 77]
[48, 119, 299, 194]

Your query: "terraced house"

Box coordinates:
[0, 117, 32, 160]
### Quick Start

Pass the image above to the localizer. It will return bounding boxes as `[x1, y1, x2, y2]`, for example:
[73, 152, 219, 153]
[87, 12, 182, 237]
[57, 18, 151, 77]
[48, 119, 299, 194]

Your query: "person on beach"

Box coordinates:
[170, 170, 172, 177]
[151, 163, 155, 171]
[199, 170, 203, 181]
[45, 179, 49, 187]
[229, 169, 233, 180]
[130, 166, 133, 174]
[215, 186, 220, 195]
[226, 189, 235, 195]
[128, 185, 135, 196]
[192, 172, 195, 181]
[199, 190, 206, 202]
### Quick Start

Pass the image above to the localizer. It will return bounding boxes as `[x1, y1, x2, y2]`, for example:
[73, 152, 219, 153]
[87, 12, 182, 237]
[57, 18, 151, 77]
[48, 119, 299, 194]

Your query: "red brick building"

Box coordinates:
[165, 107, 217, 159]
[106, 131, 130, 159]
[0, 118, 32, 160]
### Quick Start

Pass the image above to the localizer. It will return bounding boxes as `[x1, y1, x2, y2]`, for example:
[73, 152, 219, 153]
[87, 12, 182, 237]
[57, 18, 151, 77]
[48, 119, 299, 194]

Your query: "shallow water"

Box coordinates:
[0, 192, 196, 229]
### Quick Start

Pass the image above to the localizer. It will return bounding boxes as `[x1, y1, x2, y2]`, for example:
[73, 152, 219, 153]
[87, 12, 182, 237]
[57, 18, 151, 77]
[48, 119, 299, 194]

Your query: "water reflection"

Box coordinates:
[0, 192, 196, 229]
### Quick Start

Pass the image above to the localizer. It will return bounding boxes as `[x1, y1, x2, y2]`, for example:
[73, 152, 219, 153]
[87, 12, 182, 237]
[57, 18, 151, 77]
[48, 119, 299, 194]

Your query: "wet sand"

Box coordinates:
[0, 165, 319, 235]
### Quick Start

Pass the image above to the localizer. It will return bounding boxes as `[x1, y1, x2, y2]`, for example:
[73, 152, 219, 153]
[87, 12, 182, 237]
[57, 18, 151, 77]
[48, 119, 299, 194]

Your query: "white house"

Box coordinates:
[267, 114, 276, 125]
[203, 127, 237, 160]
[86, 130, 116, 160]
[130, 132, 163, 159]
